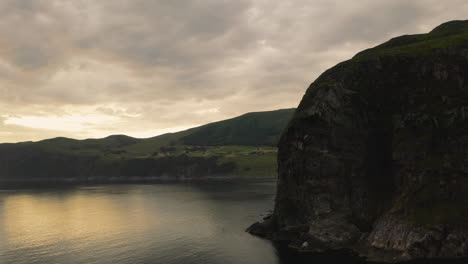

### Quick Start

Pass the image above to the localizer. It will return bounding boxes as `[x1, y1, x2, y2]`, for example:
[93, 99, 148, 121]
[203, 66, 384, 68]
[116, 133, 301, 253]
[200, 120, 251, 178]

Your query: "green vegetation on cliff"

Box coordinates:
[355, 20, 468, 58]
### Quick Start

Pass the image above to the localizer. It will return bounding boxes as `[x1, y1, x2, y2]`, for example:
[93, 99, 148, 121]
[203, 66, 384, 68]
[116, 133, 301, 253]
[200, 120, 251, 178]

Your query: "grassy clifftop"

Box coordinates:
[355, 20, 468, 59]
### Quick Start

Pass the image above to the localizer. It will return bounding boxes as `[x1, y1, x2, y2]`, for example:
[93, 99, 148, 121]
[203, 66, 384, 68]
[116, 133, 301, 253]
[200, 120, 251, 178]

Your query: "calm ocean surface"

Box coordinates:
[0, 180, 286, 264]
[2, 179, 464, 264]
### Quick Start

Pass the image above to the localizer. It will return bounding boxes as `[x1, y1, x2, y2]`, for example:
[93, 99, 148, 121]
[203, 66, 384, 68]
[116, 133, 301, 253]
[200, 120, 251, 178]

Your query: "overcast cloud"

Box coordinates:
[1, 0, 467, 142]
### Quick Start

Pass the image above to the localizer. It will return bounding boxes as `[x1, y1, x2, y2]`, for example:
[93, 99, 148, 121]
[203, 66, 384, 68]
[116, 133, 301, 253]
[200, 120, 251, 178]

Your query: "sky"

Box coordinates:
[1, 0, 467, 143]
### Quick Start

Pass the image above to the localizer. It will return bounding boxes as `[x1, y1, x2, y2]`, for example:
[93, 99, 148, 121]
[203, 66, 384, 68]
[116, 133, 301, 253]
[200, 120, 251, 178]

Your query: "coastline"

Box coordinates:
[0, 176, 277, 189]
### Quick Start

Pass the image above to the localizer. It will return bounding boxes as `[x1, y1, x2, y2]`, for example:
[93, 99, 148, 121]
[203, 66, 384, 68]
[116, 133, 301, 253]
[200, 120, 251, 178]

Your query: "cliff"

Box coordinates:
[249, 20, 468, 262]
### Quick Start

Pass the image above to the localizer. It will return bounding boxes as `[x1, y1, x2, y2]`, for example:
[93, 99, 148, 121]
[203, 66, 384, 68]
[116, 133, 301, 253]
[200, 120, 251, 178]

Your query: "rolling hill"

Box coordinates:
[0, 108, 295, 183]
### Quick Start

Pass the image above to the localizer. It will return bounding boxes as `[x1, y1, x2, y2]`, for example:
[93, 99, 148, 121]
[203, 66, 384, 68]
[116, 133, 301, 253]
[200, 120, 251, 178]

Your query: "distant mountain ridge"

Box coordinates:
[0, 108, 295, 182]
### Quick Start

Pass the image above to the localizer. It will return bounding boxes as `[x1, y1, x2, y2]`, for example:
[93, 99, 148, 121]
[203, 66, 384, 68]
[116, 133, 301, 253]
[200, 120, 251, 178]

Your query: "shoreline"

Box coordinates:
[247, 218, 468, 264]
[0, 176, 277, 189]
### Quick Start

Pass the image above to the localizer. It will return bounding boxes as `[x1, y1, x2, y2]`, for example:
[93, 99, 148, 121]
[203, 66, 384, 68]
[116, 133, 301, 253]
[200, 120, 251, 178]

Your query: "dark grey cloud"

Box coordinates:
[78, 0, 254, 67]
[0, 0, 467, 142]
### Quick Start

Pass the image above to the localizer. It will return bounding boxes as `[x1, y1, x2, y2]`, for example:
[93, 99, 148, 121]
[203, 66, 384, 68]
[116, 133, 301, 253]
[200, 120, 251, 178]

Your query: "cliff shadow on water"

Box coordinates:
[274, 242, 468, 264]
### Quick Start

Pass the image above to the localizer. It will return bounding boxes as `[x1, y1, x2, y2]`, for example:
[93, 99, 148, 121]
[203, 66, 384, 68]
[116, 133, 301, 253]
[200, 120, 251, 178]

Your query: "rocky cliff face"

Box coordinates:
[249, 20, 468, 262]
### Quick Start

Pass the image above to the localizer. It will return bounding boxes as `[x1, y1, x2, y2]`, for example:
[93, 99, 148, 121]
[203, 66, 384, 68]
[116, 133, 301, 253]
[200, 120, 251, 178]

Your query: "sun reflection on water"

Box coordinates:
[1, 189, 157, 251]
[0, 183, 278, 264]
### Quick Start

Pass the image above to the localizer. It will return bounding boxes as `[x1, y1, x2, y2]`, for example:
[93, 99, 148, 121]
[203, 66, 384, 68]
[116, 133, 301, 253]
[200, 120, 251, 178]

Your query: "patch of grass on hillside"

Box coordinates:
[181, 108, 295, 146]
[220, 152, 277, 177]
[354, 20, 468, 59]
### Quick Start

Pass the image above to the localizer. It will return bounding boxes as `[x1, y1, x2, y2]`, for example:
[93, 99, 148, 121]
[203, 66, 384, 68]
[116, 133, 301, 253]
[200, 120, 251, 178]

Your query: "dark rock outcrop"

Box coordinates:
[249, 20, 468, 262]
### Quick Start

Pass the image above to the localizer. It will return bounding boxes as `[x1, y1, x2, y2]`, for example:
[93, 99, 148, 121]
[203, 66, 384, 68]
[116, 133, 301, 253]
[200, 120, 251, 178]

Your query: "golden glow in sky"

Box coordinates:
[4, 115, 119, 132]
[0, 0, 467, 143]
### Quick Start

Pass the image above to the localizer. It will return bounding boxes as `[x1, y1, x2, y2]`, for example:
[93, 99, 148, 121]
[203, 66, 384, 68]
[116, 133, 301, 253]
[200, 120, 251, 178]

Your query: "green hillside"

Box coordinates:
[0, 108, 295, 182]
[182, 109, 295, 146]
